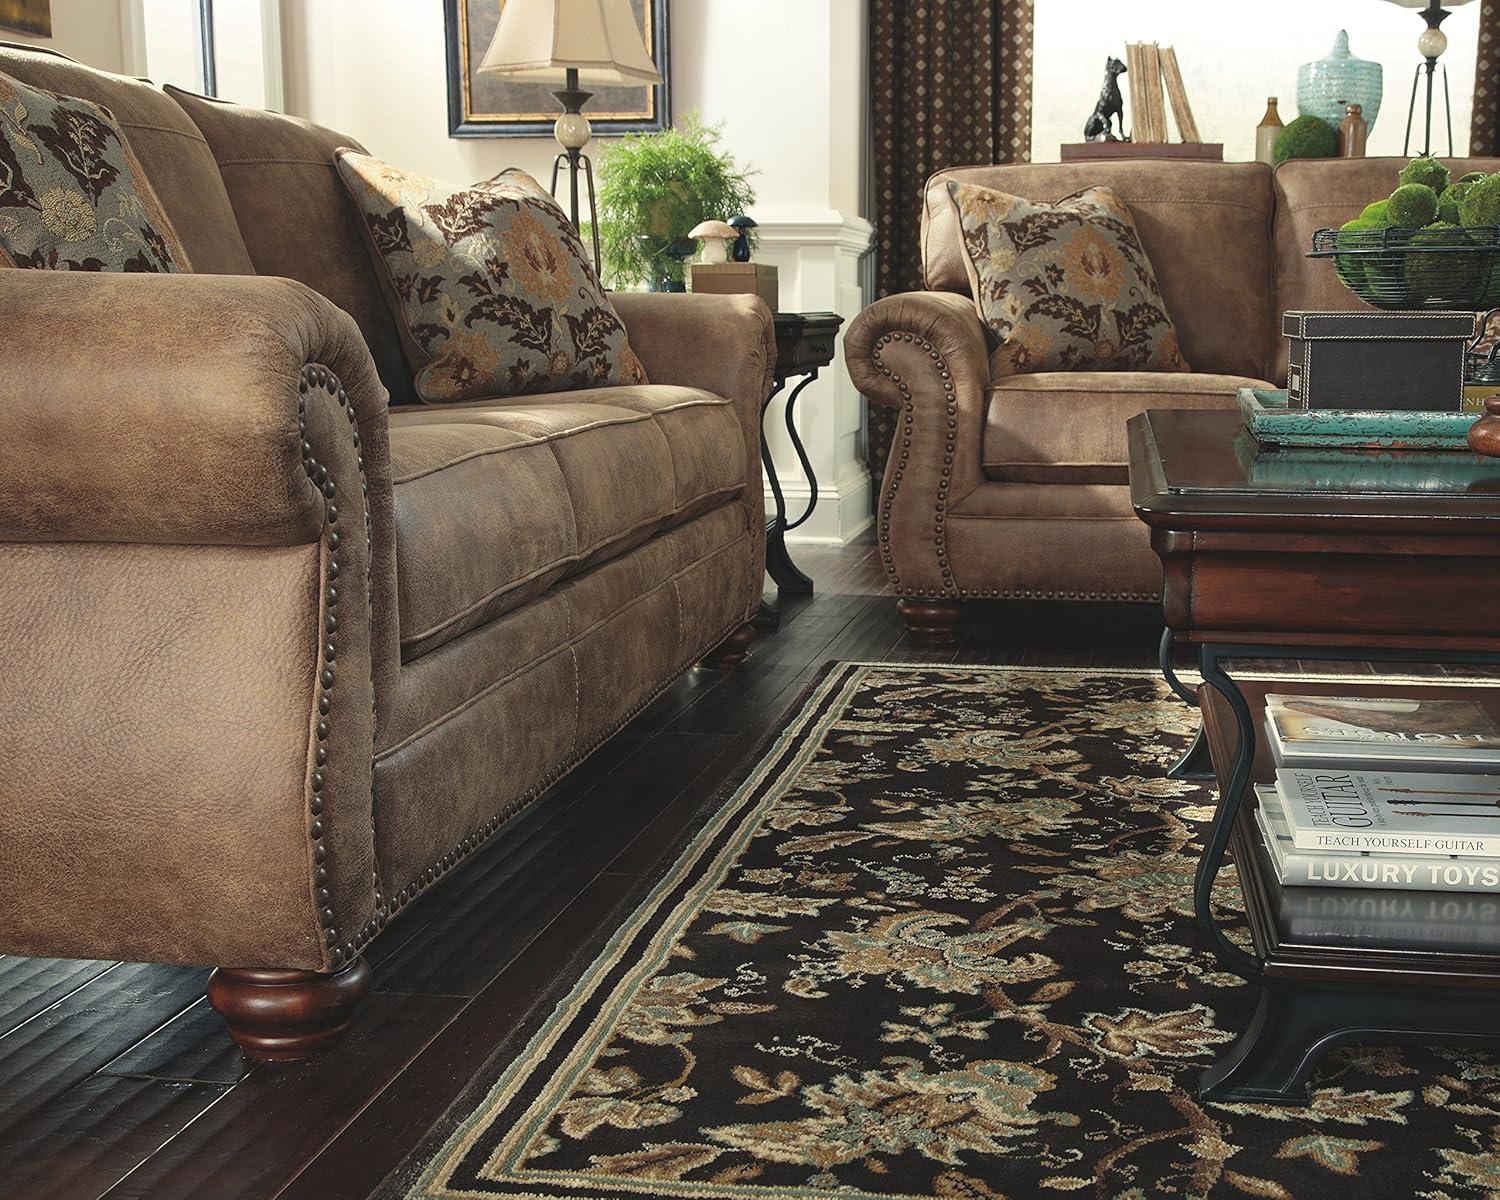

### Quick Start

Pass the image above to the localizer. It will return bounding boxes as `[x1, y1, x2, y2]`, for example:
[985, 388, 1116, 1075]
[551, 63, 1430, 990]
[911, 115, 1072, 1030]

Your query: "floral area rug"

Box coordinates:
[393, 664, 1500, 1199]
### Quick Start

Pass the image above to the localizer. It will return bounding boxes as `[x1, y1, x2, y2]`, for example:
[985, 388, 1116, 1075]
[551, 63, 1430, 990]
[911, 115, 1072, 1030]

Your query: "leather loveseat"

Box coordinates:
[0, 45, 771, 1058]
[845, 156, 1500, 644]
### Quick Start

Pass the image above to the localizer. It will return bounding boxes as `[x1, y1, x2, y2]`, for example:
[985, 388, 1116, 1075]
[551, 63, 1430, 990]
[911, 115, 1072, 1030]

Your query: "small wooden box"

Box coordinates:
[691, 262, 779, 313]
[1283, 310, 1475, 412]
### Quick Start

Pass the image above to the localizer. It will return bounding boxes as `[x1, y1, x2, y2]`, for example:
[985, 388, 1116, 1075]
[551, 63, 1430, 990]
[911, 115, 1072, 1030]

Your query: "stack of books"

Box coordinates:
[1252, 693, 1500, 950]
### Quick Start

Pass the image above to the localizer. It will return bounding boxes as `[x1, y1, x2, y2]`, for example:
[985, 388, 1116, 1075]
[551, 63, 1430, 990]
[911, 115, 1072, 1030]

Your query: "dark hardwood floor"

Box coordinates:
[0, 534, 1434, 1199]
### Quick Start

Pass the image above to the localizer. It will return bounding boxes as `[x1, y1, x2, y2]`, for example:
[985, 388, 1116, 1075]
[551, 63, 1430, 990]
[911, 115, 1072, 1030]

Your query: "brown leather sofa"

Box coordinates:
[0, 45, 770, 1058]
[846, 156, 1500, 644]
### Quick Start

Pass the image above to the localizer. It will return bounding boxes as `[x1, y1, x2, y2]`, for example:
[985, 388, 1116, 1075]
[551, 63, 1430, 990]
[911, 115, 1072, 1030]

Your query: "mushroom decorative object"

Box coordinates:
[689, 219, 738, 263]
[729, 215, 758, 262]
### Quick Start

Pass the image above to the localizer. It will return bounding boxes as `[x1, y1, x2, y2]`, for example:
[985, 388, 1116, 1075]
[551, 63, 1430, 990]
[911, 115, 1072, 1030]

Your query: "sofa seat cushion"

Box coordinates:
[982, 371, 1271, 484]
[388, 385, 746, 659]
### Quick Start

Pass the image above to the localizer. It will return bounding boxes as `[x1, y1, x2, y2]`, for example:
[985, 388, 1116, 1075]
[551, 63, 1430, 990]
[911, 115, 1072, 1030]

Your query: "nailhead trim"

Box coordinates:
[298, 363, 379, 971]
[871, 330, 958, 594]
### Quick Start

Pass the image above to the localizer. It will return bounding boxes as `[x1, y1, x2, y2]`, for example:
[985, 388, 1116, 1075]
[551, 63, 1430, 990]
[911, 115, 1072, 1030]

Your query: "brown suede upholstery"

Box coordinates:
[1271, 156, 1500, 378]
[923, 161, 1277, 380]
[0, 270, 388, 968]
[983, 372, 1272, 484]
[0, 50, 770, 995]
[0, 43, 253, 274]
[388, 387, 746, 659]
[846, 157, 1429, 611]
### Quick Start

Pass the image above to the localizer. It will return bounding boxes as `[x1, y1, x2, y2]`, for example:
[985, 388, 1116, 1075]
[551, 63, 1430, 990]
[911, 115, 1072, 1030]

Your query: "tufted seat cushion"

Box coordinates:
[388, 385, 747, 660]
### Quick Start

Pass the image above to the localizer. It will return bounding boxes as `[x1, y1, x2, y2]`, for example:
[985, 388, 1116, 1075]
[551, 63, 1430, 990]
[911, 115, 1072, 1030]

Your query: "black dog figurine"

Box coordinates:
[1084, 56, 1128, 142]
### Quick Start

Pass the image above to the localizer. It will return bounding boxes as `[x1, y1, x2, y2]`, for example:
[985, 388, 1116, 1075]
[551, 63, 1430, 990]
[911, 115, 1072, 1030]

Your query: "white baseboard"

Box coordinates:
[766, 471, 873, 545]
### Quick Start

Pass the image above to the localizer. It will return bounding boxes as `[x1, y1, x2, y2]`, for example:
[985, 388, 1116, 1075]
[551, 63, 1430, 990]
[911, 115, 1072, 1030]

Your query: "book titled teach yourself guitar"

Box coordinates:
[1276, 767, 1500, 857]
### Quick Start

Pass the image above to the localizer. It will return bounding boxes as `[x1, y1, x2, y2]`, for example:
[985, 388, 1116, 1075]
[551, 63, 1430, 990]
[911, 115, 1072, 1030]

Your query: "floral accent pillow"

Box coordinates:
[335, 152, 647, 402]
[948, 181, 1188, 375]
[0, 71, 189, 272]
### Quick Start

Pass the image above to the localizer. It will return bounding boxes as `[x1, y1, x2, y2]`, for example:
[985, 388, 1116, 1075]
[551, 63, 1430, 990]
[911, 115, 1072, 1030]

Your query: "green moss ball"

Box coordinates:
[1460, 171, 1489, 184]
[1437, 180, 1474, 225]
[1399, 156, 1451, 194]
[1334, 218, 1372, 289]
[1405, 221, 1474, 302]
[1360, 199, 1390, 223]
[1273, 115, 1337, 163]
[1387, 183, 1439, 227]
[1459, 173, 1500, 227]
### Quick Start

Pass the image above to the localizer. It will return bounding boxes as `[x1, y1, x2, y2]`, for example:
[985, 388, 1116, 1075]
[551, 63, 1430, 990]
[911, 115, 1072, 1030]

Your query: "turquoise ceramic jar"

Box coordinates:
[1297, 30, 1383, 133]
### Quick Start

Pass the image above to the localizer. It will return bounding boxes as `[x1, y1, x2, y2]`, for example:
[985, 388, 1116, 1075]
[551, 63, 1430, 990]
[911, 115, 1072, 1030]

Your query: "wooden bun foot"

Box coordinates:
[897, 598, 963, 647]
[207, 957, 371, 1062]
[699, 623, 756, 670]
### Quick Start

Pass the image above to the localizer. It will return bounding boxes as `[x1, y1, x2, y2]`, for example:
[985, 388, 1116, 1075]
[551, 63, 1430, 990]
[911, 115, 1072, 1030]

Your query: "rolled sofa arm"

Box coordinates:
[843, 291, 993, 598]
[0, 270, 395, 974]
[611, 291, 774, 587]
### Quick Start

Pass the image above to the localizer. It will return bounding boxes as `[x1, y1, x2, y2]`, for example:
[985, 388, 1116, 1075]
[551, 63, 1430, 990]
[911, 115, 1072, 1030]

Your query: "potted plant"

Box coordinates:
[593, 115, 757, 291]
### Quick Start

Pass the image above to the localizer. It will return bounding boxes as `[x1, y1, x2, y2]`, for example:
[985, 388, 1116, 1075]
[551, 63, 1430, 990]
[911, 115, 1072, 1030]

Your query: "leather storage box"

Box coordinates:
[1284, 310, 1475, 411]
[691, 262, 779, 313]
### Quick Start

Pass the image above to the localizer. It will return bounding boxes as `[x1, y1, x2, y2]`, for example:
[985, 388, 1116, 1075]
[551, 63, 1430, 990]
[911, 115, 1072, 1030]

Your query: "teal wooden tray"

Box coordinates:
[1238, 387, 1478, 450]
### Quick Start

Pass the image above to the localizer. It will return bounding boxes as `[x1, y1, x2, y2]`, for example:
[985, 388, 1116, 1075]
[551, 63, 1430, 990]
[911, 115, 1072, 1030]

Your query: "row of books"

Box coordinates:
[1255, 693, 1500, 898]
[1123, 41, 1201, 144]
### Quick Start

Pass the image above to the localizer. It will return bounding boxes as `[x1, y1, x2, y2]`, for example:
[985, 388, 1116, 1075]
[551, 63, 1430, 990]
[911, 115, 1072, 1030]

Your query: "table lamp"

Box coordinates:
[478, 0, 663, 275]
[1381, 0, 1478, 156]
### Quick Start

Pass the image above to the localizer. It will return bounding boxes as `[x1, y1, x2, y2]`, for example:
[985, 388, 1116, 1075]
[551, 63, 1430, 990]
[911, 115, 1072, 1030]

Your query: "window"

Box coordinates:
[136, 0, 282, 110]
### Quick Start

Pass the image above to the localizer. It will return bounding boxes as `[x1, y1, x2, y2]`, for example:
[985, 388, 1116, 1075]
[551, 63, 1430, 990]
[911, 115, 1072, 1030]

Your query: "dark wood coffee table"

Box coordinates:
[1128, 408, 1500, 1103]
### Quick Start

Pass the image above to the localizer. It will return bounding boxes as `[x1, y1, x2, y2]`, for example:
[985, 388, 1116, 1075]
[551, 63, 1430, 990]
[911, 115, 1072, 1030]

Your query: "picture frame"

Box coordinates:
[443, 0, 670, 139]
[0, 0, 50, 37]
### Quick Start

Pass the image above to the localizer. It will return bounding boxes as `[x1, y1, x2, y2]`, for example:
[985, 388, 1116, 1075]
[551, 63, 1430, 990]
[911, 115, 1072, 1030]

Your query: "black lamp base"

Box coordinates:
[549, 69, 603, 277]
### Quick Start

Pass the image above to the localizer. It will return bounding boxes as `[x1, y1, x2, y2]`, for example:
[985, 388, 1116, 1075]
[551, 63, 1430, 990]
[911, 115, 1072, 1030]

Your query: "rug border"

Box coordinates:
[375, 661, 868, 1199]
[378, 659, 1492, 1198]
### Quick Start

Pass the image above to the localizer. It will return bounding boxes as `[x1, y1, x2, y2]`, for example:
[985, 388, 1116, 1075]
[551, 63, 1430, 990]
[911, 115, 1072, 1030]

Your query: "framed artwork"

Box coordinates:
[0, 0, 50, 37]
[443, 0, 670, 139]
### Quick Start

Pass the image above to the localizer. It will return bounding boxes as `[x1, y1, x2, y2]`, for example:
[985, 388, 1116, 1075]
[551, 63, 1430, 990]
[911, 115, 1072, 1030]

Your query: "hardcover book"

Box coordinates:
[1254, 784, 1500, 893]
[1266, 693, 1500, 767]
[1276, 767, 1500, 857]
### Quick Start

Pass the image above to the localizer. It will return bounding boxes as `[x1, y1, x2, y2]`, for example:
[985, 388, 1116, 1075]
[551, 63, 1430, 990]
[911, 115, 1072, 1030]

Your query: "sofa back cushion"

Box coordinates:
[165, 87, 417, 406]
[1271, 156, 1500, 380]
[924, 160, 1276, 380]
[0, 43, 252, 274]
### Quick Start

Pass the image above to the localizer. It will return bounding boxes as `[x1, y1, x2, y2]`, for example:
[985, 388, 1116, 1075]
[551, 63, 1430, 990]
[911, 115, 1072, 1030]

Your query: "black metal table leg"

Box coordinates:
[1193, 644, 1263, 986]
[755, 379, 790, 628]
[1201, 983, 1500, 1104]
[1160, 628, 1213, 780]
[764, 371, 820, 597]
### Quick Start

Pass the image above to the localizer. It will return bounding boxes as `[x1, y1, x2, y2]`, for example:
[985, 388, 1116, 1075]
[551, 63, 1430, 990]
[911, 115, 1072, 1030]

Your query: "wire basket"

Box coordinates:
[1308, 226, 1500, 310]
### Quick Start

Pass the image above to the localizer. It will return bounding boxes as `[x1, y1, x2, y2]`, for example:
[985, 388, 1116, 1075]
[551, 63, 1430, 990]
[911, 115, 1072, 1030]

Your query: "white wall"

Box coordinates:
[3, 0, 128, 72]
[1033, 0, 1482, 162]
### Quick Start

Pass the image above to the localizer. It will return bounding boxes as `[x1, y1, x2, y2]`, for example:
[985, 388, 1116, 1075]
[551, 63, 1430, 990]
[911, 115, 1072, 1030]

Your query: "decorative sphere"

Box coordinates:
[1387, 182, 1439, 227]
[1417, 27, 1448, 60]
[554, 111, 591, 150]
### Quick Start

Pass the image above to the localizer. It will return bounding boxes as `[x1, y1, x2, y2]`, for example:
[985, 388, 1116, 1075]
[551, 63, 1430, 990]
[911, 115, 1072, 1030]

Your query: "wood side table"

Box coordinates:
[757, 311, 843, 625]
[1128, 408, 1500, 1103]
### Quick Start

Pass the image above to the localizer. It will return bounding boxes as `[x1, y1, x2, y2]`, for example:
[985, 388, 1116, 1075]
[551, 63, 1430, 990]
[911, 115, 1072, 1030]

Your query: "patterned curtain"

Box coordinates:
[865, 0, 1035, 483]
[1474, 0, 1500, 155]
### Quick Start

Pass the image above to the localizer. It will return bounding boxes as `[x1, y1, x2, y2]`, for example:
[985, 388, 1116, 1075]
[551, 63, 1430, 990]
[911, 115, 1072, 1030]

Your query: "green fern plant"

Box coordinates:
[592, 115, 757, 290]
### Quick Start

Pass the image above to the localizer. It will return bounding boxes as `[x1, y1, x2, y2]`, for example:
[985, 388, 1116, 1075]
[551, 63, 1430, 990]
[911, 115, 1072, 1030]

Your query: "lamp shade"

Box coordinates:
[478, 0, 663, 87]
